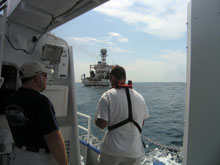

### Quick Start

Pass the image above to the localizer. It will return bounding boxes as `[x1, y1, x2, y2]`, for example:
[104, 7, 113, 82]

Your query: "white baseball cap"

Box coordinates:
[20, 61, 53, 78]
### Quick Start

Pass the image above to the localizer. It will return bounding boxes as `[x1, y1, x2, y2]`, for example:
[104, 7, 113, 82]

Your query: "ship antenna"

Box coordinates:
[100, 48, 107, 64]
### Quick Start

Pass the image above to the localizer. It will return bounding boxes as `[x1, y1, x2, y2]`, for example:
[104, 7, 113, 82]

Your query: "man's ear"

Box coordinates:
[111, 75, 118, 85]
[34, 75, 40, 83]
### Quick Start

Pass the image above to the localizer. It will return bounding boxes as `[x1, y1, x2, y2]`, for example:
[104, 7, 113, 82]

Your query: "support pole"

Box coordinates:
[0, 7, 7, 87]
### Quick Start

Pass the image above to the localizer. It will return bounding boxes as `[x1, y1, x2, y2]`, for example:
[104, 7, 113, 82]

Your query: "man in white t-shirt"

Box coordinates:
[95, 65, 149, 165]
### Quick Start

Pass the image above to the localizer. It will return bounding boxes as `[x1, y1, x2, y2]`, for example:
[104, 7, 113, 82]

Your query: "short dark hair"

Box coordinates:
[110, 65, 126, 80]
[21, 77, 34, 84]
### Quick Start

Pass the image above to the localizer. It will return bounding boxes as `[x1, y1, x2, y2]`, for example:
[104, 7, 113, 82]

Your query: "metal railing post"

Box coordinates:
[87, 117, 91, 144]
[77, 112, 92, 144]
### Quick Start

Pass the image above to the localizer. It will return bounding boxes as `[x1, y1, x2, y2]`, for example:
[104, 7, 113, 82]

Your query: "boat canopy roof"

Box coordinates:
[6, 0, 109, 32]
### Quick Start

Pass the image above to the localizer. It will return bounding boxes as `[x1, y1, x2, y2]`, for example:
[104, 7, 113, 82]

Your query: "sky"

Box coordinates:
[52, 0, 189, 82]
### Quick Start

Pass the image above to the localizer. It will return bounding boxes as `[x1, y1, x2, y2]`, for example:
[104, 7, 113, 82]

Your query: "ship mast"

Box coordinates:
[100, 48, 107, 64]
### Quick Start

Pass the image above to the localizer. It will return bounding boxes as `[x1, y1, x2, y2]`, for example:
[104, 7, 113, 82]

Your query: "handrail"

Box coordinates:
[77, 112, 91, 144]
[79, 140, 100, 154]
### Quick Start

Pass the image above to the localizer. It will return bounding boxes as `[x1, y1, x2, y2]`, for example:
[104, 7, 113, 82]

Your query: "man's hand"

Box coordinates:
[95, 118, 108, 129]
[44, 130, 68, 165]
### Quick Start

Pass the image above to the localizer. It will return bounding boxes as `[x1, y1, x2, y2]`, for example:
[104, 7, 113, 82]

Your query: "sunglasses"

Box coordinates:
[36, 72, 47, 78]
[42, 74, 47, 78]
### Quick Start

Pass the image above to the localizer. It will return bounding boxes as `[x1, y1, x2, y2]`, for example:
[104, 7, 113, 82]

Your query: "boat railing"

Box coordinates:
[76, 112, 183, 164]
[77, 112, 101, 165]
[77, 111, 181, 152]
[77, 112, 91, 144]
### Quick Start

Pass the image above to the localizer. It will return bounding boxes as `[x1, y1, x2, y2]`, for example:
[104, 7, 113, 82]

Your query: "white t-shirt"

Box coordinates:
[96, 88, 149, 158]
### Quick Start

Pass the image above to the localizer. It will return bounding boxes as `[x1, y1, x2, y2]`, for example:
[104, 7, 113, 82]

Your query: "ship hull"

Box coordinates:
[82, 79, 110, 86]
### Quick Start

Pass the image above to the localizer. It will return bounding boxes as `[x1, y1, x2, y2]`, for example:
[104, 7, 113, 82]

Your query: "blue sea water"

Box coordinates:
[76, 82, 185, 151]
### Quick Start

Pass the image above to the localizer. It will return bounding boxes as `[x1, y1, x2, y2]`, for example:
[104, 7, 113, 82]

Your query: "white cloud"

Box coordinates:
[65, 33, 129, 56]
[74, 49, 186, 82]
[65, 36, 186, 82]
[108, 32, 129, 43]
[95, 0, 188, 40]
[108, 46, 129, 53]
[125, 50, 186, 82]
[67, 31, 129, 46]
[67, 36, 113, 45]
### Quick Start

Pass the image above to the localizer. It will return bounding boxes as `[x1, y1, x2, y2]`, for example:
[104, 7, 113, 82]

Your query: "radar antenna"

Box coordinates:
[100, 48, 107, 64]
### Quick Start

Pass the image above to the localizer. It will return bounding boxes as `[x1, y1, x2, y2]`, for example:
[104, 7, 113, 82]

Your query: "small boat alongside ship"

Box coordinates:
[81, 48, 113, 86]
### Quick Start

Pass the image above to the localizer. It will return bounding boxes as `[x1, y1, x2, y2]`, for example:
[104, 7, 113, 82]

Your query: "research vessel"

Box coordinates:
[81, 48, 113, 86]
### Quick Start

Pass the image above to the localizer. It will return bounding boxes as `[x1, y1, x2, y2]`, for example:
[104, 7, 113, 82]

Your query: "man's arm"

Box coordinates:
[95, 118, 108, 129]
[44, 130, 68, 165]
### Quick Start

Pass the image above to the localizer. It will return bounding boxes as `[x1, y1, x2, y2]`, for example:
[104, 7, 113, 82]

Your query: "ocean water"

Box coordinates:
[76, 82, 185, 152]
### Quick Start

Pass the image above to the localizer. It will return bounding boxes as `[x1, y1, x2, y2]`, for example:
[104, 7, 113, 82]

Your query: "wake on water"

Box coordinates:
[80, 133, 183, 165]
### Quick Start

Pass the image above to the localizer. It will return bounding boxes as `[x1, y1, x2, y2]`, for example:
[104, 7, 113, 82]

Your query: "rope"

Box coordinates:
[142, 135, 181, 153]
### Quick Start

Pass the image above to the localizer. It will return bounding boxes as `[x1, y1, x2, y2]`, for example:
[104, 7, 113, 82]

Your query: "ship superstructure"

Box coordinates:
[81, 48, 113, 86]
